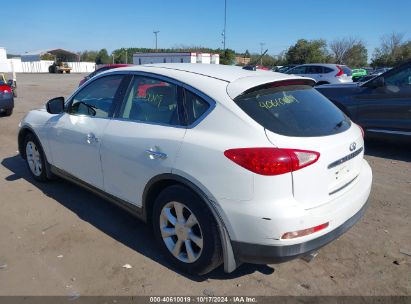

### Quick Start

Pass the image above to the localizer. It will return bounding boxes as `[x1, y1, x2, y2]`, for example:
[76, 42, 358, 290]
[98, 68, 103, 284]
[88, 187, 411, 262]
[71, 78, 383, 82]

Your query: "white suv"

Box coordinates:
[18, 64, 372, 275]
[286, 64, 353, 85]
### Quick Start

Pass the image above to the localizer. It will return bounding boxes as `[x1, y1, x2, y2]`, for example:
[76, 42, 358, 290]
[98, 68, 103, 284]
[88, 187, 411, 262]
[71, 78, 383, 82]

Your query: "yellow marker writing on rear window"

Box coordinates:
[259, 95, 299, 109]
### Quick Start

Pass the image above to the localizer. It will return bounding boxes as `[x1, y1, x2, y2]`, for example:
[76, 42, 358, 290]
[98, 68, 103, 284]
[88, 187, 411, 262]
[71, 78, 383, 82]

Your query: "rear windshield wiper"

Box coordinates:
[334, 120, 345, 130]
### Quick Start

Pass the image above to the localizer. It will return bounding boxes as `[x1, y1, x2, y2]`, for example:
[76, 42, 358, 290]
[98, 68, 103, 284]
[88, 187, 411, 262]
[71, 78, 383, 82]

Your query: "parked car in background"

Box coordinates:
[19, 64, 372, 275]
[286, 64, 353, 85]
[0, 79, 14, 116]
[371, 67, 391, 75]
[78, 64, 133, 86]
[356, 74, 378, 83]
[316, 60, 411, 139]
[274, 64, 297, 73]
[0, 73, 17, 97]
[352, 69, 367, 82]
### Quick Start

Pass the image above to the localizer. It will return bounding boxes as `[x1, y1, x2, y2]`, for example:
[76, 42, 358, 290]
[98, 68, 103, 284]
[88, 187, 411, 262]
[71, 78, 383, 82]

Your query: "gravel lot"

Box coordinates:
[0, 73, 410, 296]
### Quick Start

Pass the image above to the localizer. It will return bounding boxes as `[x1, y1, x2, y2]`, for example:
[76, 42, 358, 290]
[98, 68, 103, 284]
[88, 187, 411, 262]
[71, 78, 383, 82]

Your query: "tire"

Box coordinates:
[13, 90, 17, 98]
[23, 133, 49, 182]
[5, 108, 13, 116]
[152, 185, 222, 275]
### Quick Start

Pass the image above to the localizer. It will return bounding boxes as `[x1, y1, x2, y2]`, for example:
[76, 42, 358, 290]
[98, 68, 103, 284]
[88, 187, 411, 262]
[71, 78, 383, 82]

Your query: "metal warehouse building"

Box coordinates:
[21, 48, 79, 62]
[133, 52, 220, 65]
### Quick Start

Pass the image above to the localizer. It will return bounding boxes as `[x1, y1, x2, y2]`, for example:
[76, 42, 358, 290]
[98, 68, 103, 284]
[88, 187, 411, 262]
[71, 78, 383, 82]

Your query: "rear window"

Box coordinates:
[234, 84, 351, 137]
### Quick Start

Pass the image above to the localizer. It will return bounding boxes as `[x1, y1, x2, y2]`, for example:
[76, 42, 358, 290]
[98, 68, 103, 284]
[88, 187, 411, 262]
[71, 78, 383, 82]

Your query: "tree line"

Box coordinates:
[78, 32, 410, 68]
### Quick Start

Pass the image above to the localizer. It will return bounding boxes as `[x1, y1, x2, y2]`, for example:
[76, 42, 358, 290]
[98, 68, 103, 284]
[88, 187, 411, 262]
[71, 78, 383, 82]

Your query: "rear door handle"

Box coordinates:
[145, 149, 167, 159]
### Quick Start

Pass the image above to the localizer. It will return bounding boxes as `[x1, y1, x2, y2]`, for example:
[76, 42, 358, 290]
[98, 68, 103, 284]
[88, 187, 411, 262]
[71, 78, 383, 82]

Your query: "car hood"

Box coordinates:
[315, 82, 364, 103]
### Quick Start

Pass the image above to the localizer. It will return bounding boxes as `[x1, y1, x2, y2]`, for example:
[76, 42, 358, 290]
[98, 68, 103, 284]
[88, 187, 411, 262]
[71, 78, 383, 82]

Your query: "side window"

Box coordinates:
[184, 90, 210, 125]
[119, 76, 181, 126]
[69, 75, 123, 118]
[287, 66, 306, 74]
[306, 66, 323, 74]
[323, 67, 334, 73]
[384, 66, 411, 87]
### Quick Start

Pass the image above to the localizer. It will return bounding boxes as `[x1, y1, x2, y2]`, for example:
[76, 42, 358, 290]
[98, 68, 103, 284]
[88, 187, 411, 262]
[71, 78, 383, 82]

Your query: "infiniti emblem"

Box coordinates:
[349, 142, 357, 152]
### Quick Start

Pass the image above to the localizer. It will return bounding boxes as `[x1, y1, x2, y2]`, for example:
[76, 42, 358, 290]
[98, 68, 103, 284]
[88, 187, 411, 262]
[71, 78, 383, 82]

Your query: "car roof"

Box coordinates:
[117, 63, 275, 82]
[295, 63, 340, 68]
[108, 63, 309, 98]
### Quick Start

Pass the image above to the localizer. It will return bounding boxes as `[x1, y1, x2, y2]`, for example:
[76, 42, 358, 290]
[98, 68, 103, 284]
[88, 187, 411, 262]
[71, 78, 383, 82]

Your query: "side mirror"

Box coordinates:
[7, 79, 14, 88]
[366, 76, 385, 89]
[46, 97, 65, 114]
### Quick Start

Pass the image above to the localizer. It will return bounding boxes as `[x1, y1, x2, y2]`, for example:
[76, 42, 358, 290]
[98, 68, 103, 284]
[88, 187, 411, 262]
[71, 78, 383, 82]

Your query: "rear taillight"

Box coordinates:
[281, 222, 329, 239]
[0, 88, 12, 98]
[359, 125, 364, 138]
[224, 148, 320, 176]
[335, 65, 344, 77]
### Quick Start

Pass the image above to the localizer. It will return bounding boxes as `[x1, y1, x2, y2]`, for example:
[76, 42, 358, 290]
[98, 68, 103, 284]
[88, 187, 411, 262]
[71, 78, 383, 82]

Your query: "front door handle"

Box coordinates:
[145, 149, 167, 159]
[86, 133, 98, 144]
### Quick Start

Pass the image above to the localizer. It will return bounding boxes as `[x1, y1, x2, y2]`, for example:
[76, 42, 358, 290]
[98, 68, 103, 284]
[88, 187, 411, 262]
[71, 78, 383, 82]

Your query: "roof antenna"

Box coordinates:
[243, 49, 268, 70]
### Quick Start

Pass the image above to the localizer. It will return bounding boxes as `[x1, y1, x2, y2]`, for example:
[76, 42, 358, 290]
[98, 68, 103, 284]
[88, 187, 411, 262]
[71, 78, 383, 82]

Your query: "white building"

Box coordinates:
[0, 47, 9, 72]
[133, 52, 220, 65]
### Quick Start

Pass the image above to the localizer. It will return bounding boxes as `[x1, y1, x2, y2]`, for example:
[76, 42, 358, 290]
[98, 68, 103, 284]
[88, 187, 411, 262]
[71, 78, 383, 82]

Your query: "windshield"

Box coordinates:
[234, 84, 351, 137]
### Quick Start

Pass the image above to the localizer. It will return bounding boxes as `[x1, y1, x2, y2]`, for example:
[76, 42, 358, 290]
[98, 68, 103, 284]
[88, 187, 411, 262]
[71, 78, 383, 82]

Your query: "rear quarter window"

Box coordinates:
[234, 84, 351, 137]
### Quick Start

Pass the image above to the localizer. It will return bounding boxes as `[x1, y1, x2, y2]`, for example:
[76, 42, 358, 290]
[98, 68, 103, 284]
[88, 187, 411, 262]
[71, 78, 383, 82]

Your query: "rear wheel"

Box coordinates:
[24, 133, 49, 182]
[152, 185, 222, 275]
[5, 108, 13, 116]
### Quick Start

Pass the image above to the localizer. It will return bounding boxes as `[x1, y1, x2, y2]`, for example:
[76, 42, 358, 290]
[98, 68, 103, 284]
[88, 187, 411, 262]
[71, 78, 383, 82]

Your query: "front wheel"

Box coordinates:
[152, 185, 222, 275]
[24, 133, 49, 182]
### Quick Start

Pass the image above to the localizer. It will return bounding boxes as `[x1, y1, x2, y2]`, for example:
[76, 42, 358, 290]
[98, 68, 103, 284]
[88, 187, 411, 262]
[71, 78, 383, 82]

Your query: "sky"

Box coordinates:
[2, 0, 410, 58]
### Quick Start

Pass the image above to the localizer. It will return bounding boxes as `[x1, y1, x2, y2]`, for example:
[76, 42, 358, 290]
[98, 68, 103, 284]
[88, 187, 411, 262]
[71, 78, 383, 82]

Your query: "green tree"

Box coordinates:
[80, 50, 98, 62]
[371, 32, 411, 67]
[249, 53, 278, 67]
[95, 49, 111, 64]
[218, 49, 236, 65]
[285, 39, 330, 64]
[344, 43, 368, 67]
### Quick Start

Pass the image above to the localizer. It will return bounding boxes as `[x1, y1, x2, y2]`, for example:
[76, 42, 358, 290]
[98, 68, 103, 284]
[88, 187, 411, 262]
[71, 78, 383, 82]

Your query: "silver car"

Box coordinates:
[286, 64, 353, 85]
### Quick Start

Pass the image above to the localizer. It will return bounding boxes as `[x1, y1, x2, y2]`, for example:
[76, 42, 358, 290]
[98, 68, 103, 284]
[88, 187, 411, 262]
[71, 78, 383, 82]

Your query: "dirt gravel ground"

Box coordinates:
[0, 73, 410, 296]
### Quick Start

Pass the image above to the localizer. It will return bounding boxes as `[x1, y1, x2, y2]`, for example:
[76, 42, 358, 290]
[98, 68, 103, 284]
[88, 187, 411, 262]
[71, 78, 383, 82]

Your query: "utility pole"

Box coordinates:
[259, 42, 265, 65]
[153, 31, 160, 50]
[223, 0, 227, 49]
[125, 50, 128, 64]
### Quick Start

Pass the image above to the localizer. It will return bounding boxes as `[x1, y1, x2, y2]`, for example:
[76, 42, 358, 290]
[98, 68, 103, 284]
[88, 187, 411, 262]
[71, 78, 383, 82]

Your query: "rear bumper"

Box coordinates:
[0, 97, 14, 110]
[232, 198, 369, 264]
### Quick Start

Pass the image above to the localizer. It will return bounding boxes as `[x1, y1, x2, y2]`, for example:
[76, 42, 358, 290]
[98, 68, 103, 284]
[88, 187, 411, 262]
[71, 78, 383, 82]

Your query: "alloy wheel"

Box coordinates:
[26, 141, 42, 177]
[159, 201, 204, 263]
